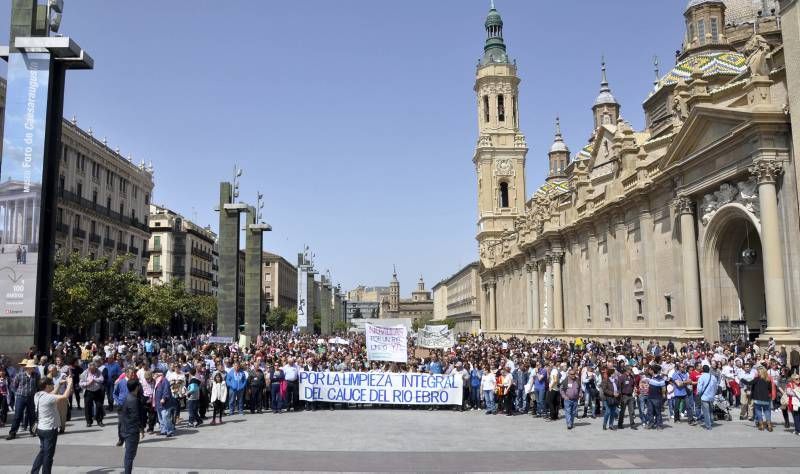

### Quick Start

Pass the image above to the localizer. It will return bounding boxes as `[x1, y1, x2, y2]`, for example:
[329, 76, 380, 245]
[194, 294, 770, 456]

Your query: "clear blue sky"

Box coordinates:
[0, 1, 685, 296]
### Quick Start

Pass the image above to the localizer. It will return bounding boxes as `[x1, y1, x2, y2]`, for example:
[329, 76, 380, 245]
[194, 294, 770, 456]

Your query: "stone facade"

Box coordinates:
[262, 251, 298, 311]
[380, 269, 434, 325]
[146, 204, 217, 296]
[53, 119, 153, 274]
[474, 2, 800, 343]
[431, 262, 483, 334]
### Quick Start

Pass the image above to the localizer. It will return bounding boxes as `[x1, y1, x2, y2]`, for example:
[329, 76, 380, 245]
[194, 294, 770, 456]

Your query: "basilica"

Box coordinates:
[474, 0, 800, 343]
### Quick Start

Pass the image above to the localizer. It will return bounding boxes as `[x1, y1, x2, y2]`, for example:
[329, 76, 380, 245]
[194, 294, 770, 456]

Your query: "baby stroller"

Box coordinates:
[713, 394, 732, 421]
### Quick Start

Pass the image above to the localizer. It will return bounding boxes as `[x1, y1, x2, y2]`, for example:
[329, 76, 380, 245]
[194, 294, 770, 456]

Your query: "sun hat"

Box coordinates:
[23, 360, 37, 368]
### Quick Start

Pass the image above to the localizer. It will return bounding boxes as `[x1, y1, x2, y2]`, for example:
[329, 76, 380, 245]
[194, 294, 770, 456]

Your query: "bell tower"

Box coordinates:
[474, 2, 527, 245]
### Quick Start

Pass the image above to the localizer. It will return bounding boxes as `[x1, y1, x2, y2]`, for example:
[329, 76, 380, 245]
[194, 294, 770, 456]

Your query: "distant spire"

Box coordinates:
[549, 116, 569, 154]
[594, 56, 619, 106]
[653, 55, 660, 89]
[490, 0, 495, 9]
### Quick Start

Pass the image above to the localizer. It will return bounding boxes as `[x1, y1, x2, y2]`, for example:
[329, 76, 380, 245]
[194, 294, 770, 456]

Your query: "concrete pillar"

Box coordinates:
[750, 159, 790, 337]
[244, 205, 264, 342]
[675, 196, 703, 335]
[552, 252, 564, 331]
[216, 182, 242, 338]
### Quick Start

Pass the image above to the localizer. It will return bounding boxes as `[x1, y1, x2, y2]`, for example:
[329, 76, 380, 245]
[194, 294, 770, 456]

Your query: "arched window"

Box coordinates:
[497, 95, 505, 122]
[499, 182, 509, 208]
[483, 96, 490, 123]
[634, 277, 645, 320]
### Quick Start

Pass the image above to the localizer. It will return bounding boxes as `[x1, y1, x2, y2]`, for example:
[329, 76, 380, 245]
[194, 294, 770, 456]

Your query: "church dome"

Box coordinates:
[594, 91, 618, 106]
[658, 50, 747, 87]
[721, 0, 780, 25]
[485, 8, 503, 28]
[685, 0, 725, 12]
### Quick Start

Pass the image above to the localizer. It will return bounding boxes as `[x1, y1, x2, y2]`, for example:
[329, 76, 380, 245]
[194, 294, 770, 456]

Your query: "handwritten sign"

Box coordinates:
[365, 323, 407, 363]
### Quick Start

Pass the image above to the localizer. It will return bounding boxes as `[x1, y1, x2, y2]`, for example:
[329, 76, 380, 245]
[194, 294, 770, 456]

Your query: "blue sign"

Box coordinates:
[0, 52, 52, 318]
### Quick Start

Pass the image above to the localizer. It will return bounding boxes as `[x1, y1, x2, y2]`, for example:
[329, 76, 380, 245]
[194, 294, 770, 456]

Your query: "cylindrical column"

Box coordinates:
[675, 196, 703, 334]
[525, 262, 534, 330]
[532, 260, 541, 329]
[544, 256, 553, 329]
[488, 279, 497, 331]
[750, 160, 790, 334]
[552, 253, 564, 331]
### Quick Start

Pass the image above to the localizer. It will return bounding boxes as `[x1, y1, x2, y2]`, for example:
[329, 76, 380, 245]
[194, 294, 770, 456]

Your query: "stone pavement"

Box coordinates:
[1, 408, 799, 472]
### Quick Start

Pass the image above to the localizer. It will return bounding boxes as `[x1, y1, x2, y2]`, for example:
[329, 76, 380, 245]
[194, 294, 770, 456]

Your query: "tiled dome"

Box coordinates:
[658, 51, 747, 87]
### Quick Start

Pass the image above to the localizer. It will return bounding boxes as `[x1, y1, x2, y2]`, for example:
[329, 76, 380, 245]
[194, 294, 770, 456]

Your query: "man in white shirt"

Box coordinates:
[31, 375, 74, 474]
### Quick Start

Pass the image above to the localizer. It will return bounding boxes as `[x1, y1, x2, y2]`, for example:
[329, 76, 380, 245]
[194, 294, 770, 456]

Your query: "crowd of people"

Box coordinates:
[2, 331, 800, 473]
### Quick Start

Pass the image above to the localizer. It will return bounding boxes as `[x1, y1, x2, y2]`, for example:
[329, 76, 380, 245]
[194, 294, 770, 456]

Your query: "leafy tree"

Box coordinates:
[52, 253, 143, 329]
[333, 320, 349, 332]
[443, 318, 457, 329]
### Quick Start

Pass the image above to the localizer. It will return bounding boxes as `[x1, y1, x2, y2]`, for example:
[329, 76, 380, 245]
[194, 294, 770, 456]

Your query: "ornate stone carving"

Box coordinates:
[514, 134, 527, 148]
[749, 159, 783, 185]
[495, 158, 514, 176]
[743, 35, 771, 78]
[699, 177, 761, 225]
[673, 196, 694, 216]
[477, 135, 492, 147]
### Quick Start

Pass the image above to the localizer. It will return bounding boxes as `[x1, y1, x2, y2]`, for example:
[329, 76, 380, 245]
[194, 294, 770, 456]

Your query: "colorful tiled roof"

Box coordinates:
[658, 51, 747, 87]
[533, 179, 569, 198]
[576, 143, 593, 161]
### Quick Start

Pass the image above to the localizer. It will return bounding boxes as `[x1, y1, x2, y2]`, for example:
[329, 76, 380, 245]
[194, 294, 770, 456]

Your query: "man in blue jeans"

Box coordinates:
[696, 365, 719, 430]
[226, 362, 248, 416]
[647, 366, 666, 430]
[560, 368, 583, 429]
[533, 364, 547, 417]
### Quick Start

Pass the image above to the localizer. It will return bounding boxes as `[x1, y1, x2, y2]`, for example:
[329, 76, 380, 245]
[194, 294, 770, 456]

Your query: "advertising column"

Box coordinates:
[0, 52, 52, 353]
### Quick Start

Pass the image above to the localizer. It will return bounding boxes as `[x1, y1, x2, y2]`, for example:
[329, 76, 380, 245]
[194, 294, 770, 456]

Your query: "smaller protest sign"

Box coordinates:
[417, 325, 455, 349]
[365, 323, 408, 363]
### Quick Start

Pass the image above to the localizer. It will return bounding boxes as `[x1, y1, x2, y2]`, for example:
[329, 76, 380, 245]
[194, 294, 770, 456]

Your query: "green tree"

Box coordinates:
[137, 279, 186, 329]
[52, 253, 143, 329]
[333, 320, 349, 332]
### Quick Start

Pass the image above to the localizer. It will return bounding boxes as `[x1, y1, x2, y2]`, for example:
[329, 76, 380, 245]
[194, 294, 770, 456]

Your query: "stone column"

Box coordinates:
[486, 277, 497, 331]
[675, 196, 703, 335]
[530, 258, 540, 330]
[544, 256, 553, 329]
[551, 252, 564, 331]
[750, 159, 790, 336]
[525, 261, 534, 331]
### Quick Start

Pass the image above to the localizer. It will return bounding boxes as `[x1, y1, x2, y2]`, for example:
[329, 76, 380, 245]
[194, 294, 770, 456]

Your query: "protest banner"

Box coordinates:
[300, 371, 463, 405]
[365, 323, 408, 363]
[417, 325, 455, 349]
[207, 336, 233, 344]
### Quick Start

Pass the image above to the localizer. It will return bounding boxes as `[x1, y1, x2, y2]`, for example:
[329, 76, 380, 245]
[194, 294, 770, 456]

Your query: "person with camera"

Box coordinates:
[30, 374, 73, 474]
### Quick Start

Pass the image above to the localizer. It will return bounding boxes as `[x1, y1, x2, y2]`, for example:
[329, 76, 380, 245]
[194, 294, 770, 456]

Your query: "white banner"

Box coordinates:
[365, 323, 407, 363]
[300, 371, 462, 405]
[417, 325, 455, 349]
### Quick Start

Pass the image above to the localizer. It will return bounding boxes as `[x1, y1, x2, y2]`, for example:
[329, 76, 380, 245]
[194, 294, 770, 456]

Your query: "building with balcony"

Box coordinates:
[262, 251, 297, 312]
[146, 204, 217, 297]
[53, 118, 153, 274]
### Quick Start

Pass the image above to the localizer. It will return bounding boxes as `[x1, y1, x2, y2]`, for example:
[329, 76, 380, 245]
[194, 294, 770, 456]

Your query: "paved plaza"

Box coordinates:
[1, 407, 799, 472]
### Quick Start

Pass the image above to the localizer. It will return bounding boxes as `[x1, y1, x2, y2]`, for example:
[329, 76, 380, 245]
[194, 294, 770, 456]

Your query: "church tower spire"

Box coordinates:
[482, 1, 508, 65]
[592, 57, 620, 129]
[548, 117, 569, 180]
[473, 2, 527, 249]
